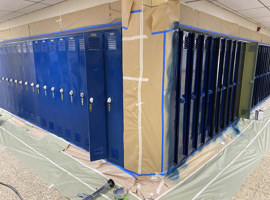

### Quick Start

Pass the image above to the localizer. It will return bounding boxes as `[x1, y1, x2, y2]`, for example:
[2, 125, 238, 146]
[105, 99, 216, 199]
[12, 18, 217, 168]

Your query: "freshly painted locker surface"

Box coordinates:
[84, 31, 107, 161]
[104, 30, 124, 166]
[66, 34, 89, 150]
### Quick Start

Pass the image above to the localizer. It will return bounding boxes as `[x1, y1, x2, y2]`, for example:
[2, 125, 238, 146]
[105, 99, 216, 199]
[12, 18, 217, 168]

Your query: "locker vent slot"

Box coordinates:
[75, 133, 81, 142]
[111, 148, 120, 160]
[34, 43, 40, 52]
[65, 129, 71, 138]
[28, 42, 33, 53]
[41, 42, 48, 52]
[58, 40, 65, 51]
[184, 35, 190, 49]
[94, 146, 104, 156]
[41, 119, 47, 127]
[49, 121, 54, 130]
[68, 40, 76, 51]
[79, 39, 85, 51]
[57, 126, 63, 135]
[22, 43, 27, 53]
[17, 45, 21, 53]
[205, 38, 210, 49]
[108, 36, 117, 50]
[88, 37, 100, 50]
[49, 42, 56, 52]
[196, 38, 201, 49]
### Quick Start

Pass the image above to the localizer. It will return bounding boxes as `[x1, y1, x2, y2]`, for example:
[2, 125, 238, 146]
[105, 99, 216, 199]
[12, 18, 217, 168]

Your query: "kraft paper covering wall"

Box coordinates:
[29, 17, 61, 36]
[180, 4, 199, 28]
[0, 29, 10, 40]
[221, 21, 239, 37]
[198, 12, 222, 33]
[9, 24, 30, 39]
[122, 0, 180, 174]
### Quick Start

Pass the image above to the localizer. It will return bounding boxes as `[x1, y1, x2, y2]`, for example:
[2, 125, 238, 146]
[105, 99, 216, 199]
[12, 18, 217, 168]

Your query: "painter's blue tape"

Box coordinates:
[2, 21, 122, 42]
[130, 9, 142, 13]
[122, 26, 128, 30]
[160, 32, 167, 173]
[152, 28, 174, 35]
[179, 24, 260, 43]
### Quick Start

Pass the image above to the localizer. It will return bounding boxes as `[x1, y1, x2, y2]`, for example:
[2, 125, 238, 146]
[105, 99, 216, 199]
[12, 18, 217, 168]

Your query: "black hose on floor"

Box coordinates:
[0, 181, 24, 200]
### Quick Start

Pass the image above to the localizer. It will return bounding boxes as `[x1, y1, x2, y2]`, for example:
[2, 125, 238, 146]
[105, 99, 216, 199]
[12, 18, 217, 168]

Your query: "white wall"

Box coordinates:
[0, 0, 118, 30]
[180, 0, 270, 36]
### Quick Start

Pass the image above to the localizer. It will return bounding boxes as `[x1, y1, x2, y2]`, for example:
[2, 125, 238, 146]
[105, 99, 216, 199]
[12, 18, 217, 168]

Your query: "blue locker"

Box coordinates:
[197, 35, 209, 146]
[209, 38, 222, 137]
[192, 34, 204, 149]
[84, 31, 108, 161]
[104, 30, 124, 166]
[33, 39, 51, 129]
[66, 34, 89, 150]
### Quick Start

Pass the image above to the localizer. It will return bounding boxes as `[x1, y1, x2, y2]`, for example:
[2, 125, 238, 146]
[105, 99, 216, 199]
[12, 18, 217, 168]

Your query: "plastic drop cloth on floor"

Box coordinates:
[1, 98, 270, 200]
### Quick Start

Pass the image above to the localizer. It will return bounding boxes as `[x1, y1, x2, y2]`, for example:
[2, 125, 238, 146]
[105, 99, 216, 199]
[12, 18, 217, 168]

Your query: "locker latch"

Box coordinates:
[80, 92, 85, 105]
[9, 79, 13, 86]
[31, 83, 34, 92]
[107, 97, 112, 112]
[180, 98, 185, 104]
[51, 87, 55, 98]
[89, 97, 93, 112]
[60, 88, 64, 100]
[19, 81, 22, 89]
[15, 80, 18, 86]
[36, 84, 40, 94]
[69, 90, 74, 103]
[43, 85, 47, 96]
[25, 81, 28, 90]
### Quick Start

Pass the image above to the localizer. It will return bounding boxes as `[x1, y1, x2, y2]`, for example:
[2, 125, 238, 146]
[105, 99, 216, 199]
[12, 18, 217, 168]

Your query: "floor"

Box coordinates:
[0, 144, 67, 200]
[232, 149, 270, 200]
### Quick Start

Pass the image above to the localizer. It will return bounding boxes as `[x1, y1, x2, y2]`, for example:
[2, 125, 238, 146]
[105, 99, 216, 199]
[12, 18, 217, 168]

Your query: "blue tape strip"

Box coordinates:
[122, 26, 128, 30]
[130, 9, 142, 13]
[161, 32, 166, 173]
[152, 28, 174, 35]
[179, 24, 260, 43]
[2, 21, 122, 42]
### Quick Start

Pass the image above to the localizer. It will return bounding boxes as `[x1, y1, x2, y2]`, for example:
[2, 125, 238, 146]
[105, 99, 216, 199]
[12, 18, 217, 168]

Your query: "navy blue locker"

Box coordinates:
[84, 31, 107, 161]
[209, 38, 223, 137]
[10, 43, 19, 115]
[0, 44, 4, 108]
[55, 37, 70, 138]
[192, 34, 204, 149]
[220, 40, 231, 130]
[202, 37, 216, 142]
[104, 30, 124, 166]
[225, 41, 237, 126]
[33, 39, 51, 129]
[185, 32, 196, 155]
[66, 34, 89, 150]
[197, 35, 210, 146]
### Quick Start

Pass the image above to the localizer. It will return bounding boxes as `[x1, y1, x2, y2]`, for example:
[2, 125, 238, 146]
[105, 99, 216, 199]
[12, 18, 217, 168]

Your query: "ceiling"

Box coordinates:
[0, 0, 66, 23]
[183, 0, 270, 30]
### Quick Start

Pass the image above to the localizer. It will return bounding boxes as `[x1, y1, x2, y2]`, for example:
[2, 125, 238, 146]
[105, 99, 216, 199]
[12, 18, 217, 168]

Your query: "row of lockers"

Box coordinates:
[252, 45, 270, 107]
[0, 28, 124, 166]
[173, 30, 245, 165]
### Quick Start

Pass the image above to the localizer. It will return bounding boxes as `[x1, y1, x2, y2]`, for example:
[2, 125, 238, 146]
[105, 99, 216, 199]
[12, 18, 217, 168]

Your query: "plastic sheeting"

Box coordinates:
[156, 101, 270, 200]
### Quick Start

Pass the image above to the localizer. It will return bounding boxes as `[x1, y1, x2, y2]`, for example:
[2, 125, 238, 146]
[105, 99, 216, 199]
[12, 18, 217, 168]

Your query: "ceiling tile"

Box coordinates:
[254, 15, 270, 23]
[217, 0, 263, 11]
[18, 3, 49, 13]
[259, 0, 270, 6]
[238, 7, 270, 18]
[0, 0, 34, 12]
[42, 0, 65, 5]
[1, 12, 25, 20]
[0, 10, 12, 17]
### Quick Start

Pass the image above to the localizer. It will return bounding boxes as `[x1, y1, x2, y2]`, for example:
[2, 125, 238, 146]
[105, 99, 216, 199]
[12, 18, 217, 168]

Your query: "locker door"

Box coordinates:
[104, 29, 124, 166]
[191, 34, 204, 149]
[66, 34, 89, 150]
[85, 31, 107, 161]
[198, 36, 211, 144]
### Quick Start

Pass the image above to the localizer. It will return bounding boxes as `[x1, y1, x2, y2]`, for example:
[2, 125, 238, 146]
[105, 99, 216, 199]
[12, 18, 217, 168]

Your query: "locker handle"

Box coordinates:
[89, 97, 94, 112]
[80, 92, 85, 105]
[60, 89, 64, 101]
[208, 90, 213, 94]
[6, 78, 9, 82]
[9, 79, 13, 83]
[222, 86, 226, 90]
[31, 83, 34, 87]
[25, 82, 28, 86]
[14, 80, 17, 84]
[107, 97, 112, 112]
[233, 83, 236, 86]
[200, 92, 205, 97]
[1, 77, 4, 81]
[191, 94, 196, 100]
[179, 98, 185, 103]
[69, 90, 74, 102]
